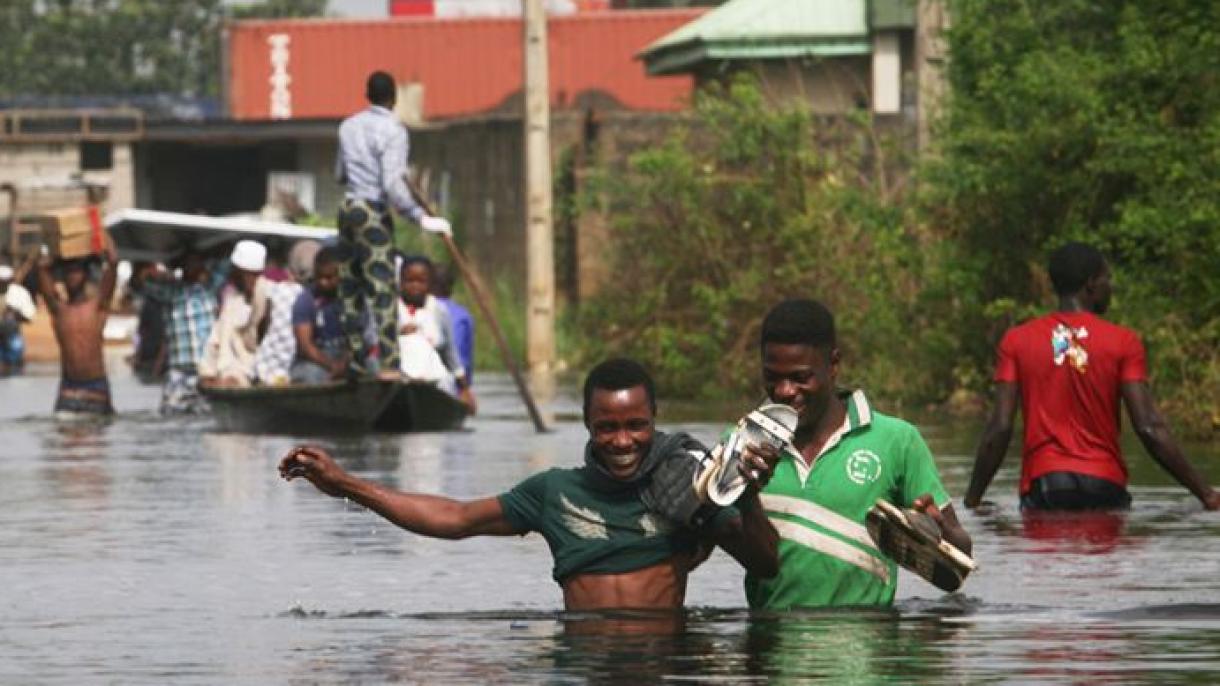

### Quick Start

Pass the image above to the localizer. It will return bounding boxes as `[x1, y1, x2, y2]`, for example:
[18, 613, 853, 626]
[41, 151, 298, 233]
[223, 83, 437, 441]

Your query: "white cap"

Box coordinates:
[230, 240, 267, 272]
[0, 265, 12, 280]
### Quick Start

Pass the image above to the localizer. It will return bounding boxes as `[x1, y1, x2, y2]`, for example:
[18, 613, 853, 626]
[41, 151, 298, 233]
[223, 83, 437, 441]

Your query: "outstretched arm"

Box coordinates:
[964, 382, 1020, 508]
[279, 445, 523, 537]
[1122, 382, 1220, 510]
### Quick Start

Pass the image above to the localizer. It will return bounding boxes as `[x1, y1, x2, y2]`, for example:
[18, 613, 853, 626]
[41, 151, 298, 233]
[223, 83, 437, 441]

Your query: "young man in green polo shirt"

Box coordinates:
[745, 299, 972, 608]
[280, 358, 779, 611]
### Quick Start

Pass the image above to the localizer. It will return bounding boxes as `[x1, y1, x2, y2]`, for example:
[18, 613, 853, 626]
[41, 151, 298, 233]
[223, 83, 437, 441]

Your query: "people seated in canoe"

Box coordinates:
[431, 262, 475, 385]
[253, 240, 320, 386]
[396, 254, 475, 411]
[288, 246, 350, 384]
[199, 240, 271, 388]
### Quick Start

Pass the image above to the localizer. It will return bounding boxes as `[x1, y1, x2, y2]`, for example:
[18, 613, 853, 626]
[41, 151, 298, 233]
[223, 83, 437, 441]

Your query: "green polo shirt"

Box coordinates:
[745, 390, 950, 609]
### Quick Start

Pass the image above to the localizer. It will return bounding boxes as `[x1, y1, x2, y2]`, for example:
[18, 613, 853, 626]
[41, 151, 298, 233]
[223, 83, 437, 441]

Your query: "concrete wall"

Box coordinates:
[406, 110, 681, 303]
[1, 141, 136, 258]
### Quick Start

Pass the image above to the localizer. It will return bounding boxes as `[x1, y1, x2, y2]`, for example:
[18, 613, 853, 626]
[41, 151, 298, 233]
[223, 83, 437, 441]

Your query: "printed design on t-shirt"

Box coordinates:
[846, 449, 882, 485]
[638, 512, 673, 537]
[1051, 323, 1089, 373]
[560, 493, 609, 539]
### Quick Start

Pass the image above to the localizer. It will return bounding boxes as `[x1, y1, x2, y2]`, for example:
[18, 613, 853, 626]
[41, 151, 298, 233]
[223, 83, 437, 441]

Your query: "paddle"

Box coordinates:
[404, 178, 549, 433]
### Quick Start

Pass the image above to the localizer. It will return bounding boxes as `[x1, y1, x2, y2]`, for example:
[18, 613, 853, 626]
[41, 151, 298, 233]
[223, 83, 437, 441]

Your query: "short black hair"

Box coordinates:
[366, 71, 396, 106]
[1048, 242, 1106, 296]
[400, 254, 434, 276]
[582, 357, 656, 423]
[314, 246, 340, 270]
[760, 298, 836, 352]
[432, 262, 457, 297]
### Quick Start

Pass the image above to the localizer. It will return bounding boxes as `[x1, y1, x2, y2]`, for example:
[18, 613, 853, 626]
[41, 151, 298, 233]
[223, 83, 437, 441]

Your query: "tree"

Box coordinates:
[925, 0, 1220, 431]
[0, 0, 325, 99]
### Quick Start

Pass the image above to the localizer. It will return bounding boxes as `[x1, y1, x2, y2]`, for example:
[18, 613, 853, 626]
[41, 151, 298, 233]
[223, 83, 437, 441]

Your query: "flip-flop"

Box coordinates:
[701, 403, 798, 506]
[865, 499, 977, 592]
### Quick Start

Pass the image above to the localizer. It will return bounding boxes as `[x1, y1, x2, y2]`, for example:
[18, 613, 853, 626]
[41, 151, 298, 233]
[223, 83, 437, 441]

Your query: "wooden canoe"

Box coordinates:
[374, 381, 469, 433]
[201, 378, 467, 434]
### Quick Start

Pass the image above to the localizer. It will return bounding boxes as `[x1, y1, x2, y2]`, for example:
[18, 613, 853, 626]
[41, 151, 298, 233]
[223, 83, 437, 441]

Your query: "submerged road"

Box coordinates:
[2, 351, 1219, 683]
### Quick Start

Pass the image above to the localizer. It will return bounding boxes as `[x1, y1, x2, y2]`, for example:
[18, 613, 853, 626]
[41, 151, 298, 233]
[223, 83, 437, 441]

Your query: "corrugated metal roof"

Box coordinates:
[640, 0, 872, 75]
[228, 10, 703, 121]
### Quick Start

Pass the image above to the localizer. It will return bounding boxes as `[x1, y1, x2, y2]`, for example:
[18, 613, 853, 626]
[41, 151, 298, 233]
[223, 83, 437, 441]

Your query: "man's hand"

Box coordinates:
[459, 387, 477, 416]
[739, 441, 781, 493]
[327, 357, 348, 380]
[420, 215, 452, 235]
[279, 445, 351, 498]
[911, 493, 945, 525]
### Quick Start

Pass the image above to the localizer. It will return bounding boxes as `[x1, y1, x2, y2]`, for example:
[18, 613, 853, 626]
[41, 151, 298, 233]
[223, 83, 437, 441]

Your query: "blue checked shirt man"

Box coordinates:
[135, 256, 228, 414]
[334, 70, 450, 378]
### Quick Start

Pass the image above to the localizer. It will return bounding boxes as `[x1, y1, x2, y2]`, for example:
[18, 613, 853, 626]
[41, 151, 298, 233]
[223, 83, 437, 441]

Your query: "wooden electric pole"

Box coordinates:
[523, 0, 556, 396]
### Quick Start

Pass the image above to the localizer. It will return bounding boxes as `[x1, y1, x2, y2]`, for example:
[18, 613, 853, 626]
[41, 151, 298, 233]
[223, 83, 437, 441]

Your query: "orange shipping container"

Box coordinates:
[227, 10, 702, 122]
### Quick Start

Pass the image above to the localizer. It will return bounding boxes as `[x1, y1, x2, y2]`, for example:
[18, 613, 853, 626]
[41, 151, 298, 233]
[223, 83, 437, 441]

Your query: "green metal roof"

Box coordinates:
[640, 0, 916, 76]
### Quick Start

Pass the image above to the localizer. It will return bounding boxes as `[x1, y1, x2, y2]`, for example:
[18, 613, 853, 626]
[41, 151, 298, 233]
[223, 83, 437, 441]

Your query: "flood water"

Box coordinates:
[3, 351, 1219, 684]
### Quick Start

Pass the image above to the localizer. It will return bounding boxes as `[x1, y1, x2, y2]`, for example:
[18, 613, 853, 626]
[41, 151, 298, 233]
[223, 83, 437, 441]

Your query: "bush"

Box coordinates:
[575, 77, 933, 405]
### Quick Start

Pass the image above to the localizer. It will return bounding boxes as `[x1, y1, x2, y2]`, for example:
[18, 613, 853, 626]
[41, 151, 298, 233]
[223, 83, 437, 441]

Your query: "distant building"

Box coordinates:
[639, 0, 918, 118]
[147, 11, 702, 297]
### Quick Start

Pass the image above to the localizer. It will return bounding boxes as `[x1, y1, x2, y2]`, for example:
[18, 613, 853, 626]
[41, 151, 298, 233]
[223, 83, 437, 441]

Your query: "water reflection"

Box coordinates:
[744, 610, 963, 683]
[1020, 509, 1128, 554]
[40, 420, 112, 514]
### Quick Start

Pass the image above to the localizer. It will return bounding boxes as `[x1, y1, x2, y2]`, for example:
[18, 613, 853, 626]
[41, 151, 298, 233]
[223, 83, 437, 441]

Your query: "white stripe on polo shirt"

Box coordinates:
[770, 518, 891, 583]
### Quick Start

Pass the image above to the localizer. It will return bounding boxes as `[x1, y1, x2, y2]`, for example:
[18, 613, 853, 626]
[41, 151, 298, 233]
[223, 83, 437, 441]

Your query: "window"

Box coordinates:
[80, 141, 113, 171]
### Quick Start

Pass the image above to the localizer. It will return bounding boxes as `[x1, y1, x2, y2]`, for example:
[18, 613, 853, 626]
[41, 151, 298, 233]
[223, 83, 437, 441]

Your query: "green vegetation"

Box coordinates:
[572, 0, 1220, 435]
[574, 78, 930, 405]
[930, 0, 1220, 433]
[0, 0, 325, 98]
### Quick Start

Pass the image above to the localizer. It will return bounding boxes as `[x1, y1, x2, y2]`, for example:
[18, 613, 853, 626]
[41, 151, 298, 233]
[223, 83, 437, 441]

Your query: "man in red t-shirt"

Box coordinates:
[965, 243, 1219, 511]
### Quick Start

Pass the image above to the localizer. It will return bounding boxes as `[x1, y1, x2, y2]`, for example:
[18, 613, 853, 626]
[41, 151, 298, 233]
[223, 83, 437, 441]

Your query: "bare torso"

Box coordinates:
[560, 556, 690, 611]
[52, 297, 108, 380]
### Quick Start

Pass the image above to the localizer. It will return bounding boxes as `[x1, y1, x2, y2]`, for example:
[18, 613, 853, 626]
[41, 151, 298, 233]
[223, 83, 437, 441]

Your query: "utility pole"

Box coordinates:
[523, 0, 556, 396]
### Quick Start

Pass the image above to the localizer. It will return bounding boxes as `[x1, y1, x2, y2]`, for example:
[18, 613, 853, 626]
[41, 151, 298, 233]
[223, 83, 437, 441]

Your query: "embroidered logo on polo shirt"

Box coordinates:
[846, 449, 882, 485]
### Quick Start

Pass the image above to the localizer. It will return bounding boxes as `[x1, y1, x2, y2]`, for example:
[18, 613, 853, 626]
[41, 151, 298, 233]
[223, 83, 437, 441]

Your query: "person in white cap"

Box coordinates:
[199, 240, 270, 387]
[0, 261, 36, 375]
[335, 70, 452, 379]
[34, 238, 120, 416]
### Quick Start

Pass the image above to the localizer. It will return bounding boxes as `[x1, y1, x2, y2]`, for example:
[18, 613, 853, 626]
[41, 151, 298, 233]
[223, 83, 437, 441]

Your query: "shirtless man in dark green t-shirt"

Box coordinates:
[279, 358, 780, 611]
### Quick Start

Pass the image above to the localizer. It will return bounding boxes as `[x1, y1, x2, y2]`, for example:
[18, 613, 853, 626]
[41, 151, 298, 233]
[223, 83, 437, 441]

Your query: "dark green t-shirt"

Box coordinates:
[499, 467, 738, 583]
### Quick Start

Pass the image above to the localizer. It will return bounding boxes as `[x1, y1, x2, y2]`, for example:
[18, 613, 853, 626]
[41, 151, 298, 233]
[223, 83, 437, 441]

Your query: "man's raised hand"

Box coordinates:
[739, 441, 780, 492]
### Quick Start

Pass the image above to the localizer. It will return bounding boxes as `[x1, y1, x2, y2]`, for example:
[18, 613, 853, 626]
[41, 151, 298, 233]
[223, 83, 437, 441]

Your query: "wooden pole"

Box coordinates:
[523, 0, 556, 393]
[406, 180, 549, 433]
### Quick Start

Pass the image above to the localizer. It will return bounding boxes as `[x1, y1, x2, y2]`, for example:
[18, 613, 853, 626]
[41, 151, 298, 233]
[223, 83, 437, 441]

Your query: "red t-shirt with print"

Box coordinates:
[994, 312, 1147, 493]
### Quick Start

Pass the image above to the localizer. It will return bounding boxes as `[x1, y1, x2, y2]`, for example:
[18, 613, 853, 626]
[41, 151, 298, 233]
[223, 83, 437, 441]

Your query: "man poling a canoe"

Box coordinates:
[279, 358, 780, 612]
[334, 70, 452, 380]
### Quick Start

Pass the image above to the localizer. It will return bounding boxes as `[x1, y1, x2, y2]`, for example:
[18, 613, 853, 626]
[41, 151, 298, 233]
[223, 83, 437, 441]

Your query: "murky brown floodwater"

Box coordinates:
[2, 350, 1219, 684]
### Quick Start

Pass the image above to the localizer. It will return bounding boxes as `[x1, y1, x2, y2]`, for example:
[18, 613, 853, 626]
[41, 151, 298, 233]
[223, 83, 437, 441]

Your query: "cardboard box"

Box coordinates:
[36, 206, 104, 260]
